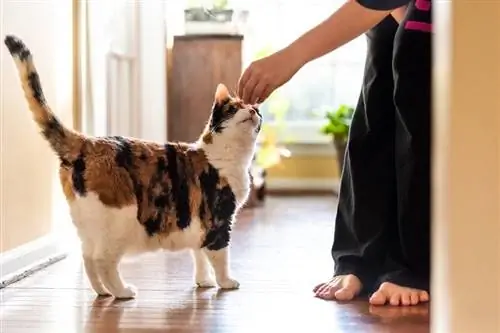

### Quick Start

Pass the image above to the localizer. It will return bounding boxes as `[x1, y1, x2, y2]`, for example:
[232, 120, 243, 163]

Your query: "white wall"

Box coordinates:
[1, 0, 74, 275]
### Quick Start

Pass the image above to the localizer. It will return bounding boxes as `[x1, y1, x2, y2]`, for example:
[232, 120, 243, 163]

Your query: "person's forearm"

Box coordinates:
[284, 0, 393, 67]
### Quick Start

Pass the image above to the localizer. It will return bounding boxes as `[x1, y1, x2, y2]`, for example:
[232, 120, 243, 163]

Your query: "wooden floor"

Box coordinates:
[0, 196, 430, 333]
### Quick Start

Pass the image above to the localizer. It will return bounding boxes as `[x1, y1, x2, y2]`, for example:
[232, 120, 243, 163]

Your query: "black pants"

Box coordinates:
[331, 1, 432, 294]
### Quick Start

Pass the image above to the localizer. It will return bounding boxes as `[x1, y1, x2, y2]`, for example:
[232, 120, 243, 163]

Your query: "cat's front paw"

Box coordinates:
[217, 278, 240, 290]
[113, 285, 138, 299]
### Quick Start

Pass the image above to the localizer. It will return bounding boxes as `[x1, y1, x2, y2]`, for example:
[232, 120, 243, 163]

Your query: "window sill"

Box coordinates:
[257, 120, 337, 156]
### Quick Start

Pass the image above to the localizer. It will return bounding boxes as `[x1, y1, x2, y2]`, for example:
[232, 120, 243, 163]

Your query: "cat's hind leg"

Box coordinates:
[81, 240, 111, 297]
[192, 249, 216, 288]
[93, 242, 137, 299]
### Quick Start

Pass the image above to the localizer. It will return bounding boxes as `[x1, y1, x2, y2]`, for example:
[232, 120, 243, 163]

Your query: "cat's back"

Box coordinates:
[58, 135, 213, 221]
[59, 135, 168, 207]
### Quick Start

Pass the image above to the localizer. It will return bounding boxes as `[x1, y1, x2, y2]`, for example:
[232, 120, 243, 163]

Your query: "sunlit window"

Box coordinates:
[165, 0, 367, 143]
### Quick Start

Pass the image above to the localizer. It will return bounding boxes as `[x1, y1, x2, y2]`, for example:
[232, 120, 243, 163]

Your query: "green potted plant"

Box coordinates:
[185, 0, 234, 25]
[320, 104, 354, 173]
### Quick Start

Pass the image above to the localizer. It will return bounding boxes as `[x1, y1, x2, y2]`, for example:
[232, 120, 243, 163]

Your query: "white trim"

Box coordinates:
[0, 235, 67, 288]
[267, 177, 340, 192]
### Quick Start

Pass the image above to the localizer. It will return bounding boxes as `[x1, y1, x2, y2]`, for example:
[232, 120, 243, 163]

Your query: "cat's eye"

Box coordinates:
[226, 106, 238, 114]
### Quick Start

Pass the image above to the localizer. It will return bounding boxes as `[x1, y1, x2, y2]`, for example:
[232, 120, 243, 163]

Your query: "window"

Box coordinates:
[239, 0, 367, 143]
[165, 0, 367, 143]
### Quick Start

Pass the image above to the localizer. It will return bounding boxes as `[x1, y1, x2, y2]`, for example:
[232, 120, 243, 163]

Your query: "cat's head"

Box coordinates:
[201, 83, 262, 145]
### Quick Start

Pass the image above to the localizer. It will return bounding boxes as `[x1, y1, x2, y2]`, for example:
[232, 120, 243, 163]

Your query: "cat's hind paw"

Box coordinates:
[113, 285, 138, 299]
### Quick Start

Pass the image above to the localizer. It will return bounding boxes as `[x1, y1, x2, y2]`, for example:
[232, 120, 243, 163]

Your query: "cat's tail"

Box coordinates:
[3, 35, 83, 160]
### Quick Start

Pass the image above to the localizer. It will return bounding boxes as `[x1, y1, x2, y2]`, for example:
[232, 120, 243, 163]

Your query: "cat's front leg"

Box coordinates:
[203, 246, 240, 289]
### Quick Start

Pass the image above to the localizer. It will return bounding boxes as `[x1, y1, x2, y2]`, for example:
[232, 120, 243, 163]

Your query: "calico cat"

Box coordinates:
[4, 35, 262, 299]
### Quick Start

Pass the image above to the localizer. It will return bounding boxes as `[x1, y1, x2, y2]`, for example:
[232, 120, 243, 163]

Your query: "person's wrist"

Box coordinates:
[282, 43, 308, 70]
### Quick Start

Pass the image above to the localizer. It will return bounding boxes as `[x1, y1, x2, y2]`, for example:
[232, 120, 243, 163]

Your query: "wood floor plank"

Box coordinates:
[0, 196, 429, 333]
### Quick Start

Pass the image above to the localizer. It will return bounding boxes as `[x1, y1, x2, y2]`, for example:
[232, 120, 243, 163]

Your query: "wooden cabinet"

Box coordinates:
[168, 34, 243, 142]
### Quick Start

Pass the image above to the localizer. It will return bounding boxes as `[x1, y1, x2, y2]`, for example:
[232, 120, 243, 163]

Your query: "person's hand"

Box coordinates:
[237, 49, 303, 104]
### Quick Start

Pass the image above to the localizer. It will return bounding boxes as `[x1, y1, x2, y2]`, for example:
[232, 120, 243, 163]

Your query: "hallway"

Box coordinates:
[0, 196, 429, 332]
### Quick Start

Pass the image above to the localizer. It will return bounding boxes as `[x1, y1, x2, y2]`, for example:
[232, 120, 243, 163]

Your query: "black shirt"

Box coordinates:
[357, 0, 411, 10]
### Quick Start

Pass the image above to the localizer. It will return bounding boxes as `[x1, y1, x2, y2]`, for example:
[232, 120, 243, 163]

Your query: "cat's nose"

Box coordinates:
[249, 108, 256, 115]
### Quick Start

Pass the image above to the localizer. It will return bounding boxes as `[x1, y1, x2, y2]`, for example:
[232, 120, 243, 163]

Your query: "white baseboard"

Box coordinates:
[267, 177, 340, 192]
[0, 235, 67, 288]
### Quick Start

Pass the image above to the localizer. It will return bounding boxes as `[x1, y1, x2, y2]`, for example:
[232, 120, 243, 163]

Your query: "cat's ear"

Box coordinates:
[214, 83, 230, 104]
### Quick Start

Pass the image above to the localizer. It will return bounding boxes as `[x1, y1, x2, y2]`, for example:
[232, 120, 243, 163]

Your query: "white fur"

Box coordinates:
[70, 105, 260, 299]
[197, 107, 259, 207]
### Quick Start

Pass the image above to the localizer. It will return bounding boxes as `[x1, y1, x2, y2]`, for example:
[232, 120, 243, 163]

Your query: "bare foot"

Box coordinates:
[313, 274, 363, 301]
[369, 282, 429, 306]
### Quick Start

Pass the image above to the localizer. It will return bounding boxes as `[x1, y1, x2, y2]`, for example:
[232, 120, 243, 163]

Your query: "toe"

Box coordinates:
[314, 275, 361, 301]
[401, 292, 411, 306]
[317, 285, 338, 300]
[313, 283, 325, 293]
[410, 291, 420, 305]
[419, 291, 430, 302]
[389, 293, 401, 306]
[314, 284, 329, 296]
[369, 291, 387, 306]
[334, 287, 355, 301]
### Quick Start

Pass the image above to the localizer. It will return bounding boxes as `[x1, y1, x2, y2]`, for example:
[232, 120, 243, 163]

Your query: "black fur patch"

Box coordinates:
[72, 153, 86, 195]
[203, 221, 232, 251]
[27, 72, 45, 105]
[113, 136, 144, 222]
[199, 164, 219, 215]
[42, 115, 65, 142]
[209, 99, 236, 133]
[4, 35, 31, 61]
[60, 158, 71, 168]
[213, 185, 236, 225]
[165, 144, 191, 229]
[144, 214, 162, 237]
[141, 155, 172, 236]
[200, 181, 236, 251]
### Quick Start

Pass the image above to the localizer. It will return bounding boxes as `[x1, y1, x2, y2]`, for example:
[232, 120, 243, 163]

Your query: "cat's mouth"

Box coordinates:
[239, 116, 257, 125]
